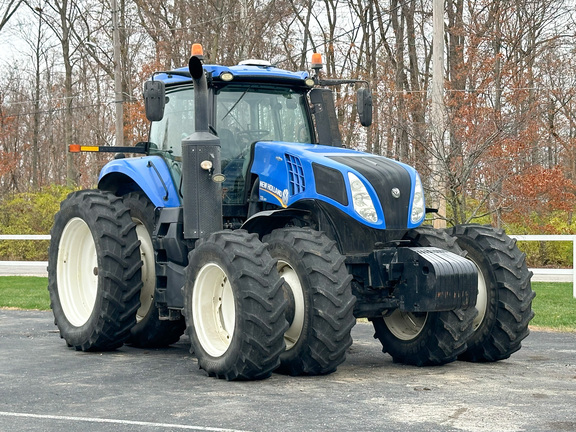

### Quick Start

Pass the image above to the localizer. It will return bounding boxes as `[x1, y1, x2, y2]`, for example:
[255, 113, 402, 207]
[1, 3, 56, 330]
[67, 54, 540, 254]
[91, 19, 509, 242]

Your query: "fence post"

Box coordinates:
[573, 235, 576, 299]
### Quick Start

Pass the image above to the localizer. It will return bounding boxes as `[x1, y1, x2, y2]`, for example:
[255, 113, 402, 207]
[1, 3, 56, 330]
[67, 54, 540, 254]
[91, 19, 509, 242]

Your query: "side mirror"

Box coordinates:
[357, 88, 373, 127]
[144, 80, 166, 122]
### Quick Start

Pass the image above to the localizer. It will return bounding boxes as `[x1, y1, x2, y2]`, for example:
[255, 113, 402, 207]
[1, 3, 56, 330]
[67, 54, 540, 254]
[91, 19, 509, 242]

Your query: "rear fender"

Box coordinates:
[98, 156, 180, 208]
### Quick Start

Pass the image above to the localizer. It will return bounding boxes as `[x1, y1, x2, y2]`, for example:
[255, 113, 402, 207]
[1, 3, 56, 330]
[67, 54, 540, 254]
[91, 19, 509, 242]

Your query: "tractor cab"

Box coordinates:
[148, 83, 313, 162]
[146, 60, 316, 225]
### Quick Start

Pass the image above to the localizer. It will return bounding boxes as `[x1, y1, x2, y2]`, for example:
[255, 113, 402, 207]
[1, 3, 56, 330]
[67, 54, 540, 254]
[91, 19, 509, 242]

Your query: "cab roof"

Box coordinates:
[153, 62, 310, 87]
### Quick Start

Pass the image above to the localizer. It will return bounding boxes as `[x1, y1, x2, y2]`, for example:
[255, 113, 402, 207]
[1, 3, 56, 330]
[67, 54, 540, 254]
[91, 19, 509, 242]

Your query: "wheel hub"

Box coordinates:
[192, 263, 236, 357]
[277, 260, 305, 350]
[383, 310, 428, 341]
[281, 279, 296, 326]
[57, 217, 98, 327]
[133, 218, 155, 323]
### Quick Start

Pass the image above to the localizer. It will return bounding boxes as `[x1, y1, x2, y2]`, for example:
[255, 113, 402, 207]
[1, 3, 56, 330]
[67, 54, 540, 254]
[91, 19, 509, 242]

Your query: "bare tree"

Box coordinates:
[1, 0, 575, 231]
[0, 0, 22, 32]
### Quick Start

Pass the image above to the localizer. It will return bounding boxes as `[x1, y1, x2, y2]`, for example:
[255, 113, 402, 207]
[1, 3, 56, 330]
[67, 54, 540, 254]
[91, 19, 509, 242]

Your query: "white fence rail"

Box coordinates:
[0, 235, 50, 275]
[509, 235, 576, 298]
[1, 234, 575, 297]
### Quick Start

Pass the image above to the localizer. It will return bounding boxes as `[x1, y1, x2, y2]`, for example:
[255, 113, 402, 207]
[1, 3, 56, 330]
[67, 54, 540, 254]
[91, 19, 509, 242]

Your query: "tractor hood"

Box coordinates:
[250, 142, 425, 230]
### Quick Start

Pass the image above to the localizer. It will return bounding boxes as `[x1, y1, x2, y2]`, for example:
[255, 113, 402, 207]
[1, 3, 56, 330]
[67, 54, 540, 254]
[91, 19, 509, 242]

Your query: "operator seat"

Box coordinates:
[219, 128, 241, 162]
[219, 128, 246, 204]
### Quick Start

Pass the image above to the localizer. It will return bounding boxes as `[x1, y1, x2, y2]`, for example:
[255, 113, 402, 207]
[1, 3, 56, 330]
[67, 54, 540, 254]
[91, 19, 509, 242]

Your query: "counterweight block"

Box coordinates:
[393, 247, 478, 313]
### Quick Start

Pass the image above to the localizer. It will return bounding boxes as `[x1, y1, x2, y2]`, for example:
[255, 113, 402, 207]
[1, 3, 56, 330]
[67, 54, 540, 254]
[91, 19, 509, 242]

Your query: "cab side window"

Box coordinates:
[149, 87, 195, 158]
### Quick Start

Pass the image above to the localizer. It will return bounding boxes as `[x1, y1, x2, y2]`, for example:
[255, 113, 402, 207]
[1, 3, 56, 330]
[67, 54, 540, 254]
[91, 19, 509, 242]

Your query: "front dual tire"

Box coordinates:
[184, 230, 288, 380]
[372, 225, 535, 366]
[448, 224, 535, 362]
[371, 227, 477, 366]
[185, 228, 356, 379]
[264, 228, 356, 376]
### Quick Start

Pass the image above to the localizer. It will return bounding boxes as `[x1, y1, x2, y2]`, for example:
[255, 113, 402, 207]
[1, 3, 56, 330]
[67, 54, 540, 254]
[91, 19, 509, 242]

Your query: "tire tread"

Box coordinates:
[264, 228, 356, 376]
[184, 230, 287, 380]
[448, 224, 535, 362]
[48, 190, 143, 352]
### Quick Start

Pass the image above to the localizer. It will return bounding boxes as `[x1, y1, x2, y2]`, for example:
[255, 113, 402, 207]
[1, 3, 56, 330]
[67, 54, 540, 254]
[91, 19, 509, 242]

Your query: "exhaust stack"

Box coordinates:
[181, 55, 223, 240]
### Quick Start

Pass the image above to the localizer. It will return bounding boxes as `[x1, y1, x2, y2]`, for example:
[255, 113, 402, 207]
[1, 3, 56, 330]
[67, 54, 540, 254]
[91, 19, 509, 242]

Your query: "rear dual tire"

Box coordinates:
[123, 192, 185, 348]
[48, 190, 142, 351]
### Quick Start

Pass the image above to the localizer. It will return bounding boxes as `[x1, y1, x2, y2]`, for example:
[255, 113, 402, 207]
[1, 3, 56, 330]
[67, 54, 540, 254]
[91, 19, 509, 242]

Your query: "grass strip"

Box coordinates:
[0, 276, 50, 310]
[1, 277, 575, 332]
[530, 282, 576, 332]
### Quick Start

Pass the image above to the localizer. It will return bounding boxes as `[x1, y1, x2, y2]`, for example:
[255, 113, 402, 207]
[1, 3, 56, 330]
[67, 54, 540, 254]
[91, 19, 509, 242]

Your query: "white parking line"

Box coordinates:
[0, 411, 252, 432]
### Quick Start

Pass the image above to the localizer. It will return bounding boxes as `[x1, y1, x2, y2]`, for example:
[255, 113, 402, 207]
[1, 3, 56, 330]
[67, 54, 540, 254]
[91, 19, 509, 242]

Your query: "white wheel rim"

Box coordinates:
[383, 310, 428, 341]
[57, 217, 98, 327]
[471, 259, 488, 330]
[134, 219, 155, 323]
[192, 263, 235, 357]
[277, 260, 305, 351]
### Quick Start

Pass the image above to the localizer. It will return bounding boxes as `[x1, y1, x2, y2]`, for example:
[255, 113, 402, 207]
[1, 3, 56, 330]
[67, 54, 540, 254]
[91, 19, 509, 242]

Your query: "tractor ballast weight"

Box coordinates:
[48, 46, 535, 380]
[392, 246, 476, 312]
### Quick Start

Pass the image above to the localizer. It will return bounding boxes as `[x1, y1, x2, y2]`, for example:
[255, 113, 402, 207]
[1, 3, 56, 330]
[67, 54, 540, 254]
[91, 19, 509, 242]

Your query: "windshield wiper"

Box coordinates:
[221, 86, 251, 122]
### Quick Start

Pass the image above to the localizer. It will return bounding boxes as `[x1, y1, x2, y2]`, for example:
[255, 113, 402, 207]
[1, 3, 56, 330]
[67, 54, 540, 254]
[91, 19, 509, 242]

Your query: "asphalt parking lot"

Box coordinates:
[1, 309, 575, 432]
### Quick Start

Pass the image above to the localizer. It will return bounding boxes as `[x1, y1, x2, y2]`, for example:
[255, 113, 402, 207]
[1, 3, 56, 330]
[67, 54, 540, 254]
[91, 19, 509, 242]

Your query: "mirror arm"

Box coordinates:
[315, 78, 370, 88]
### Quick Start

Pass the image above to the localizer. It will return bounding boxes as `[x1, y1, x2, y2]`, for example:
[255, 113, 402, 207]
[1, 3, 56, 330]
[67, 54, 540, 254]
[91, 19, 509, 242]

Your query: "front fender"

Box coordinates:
[98, 156, 181, 208]
[242, 208, 311, 237]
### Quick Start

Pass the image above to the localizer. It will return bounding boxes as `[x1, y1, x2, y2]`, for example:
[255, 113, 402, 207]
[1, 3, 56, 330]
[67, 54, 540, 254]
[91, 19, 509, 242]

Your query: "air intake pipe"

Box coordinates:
[181, 55, 223, 240]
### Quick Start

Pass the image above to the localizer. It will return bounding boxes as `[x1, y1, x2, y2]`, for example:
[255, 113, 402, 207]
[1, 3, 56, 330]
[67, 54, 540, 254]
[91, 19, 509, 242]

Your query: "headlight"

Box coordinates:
[348, 172, 378, 223]
[410, 174, 425, 224]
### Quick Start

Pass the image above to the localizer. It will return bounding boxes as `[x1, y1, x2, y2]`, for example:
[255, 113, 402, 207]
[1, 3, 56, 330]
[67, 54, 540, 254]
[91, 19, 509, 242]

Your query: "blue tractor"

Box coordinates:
[48, 46, 535, 380]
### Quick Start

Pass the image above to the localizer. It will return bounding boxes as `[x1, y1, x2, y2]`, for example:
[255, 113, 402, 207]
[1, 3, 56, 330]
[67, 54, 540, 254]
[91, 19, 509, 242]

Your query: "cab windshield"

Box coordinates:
[148, 84, 312, 205]
[215, 86, 311, 161]
[149, 84, 312, 159]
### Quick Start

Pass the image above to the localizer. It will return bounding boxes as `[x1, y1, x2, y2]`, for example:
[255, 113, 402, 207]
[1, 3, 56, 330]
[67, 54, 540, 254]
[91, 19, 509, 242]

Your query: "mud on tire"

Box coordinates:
[263, 228, 356, 376]
[183, 230, 288, 380]
[47, 190, 142, 351]
[371, 226, 477, 366]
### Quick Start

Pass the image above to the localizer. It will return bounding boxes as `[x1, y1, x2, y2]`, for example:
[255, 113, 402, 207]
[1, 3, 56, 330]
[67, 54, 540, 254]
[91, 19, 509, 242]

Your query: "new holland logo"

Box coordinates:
[259, 181, 289, 208]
